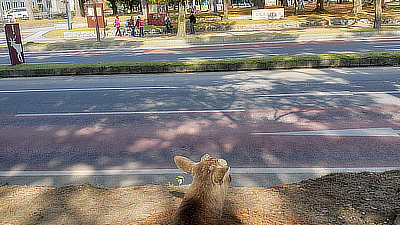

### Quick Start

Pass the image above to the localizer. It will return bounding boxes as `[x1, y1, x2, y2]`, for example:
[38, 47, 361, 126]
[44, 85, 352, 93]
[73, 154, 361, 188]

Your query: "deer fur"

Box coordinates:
[173, 154, 232, 225]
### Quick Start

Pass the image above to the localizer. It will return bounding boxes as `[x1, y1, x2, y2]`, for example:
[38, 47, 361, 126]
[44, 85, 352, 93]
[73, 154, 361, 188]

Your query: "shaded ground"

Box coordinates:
[1, 170, 399, 224]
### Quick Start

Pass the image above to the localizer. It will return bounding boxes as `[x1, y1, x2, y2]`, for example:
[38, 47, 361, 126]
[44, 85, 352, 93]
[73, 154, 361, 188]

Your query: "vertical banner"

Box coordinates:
[86, 4, 105, 28]
[5, 23, 25, 65]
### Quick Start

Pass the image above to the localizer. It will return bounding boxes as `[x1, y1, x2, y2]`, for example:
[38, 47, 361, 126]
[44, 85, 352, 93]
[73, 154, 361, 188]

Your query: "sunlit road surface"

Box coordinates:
[1, 37, 400, 65]
[1, 67, 400, 187]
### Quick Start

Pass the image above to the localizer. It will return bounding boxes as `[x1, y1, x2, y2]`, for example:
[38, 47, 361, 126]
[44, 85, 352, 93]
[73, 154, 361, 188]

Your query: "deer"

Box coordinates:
[9, 36, 24, 63]
[173, 154, 232, 225]
[7, 24, 24, 64]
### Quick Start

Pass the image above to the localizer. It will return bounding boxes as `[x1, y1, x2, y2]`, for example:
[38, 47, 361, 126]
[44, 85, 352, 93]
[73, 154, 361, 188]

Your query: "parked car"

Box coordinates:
[232, 2, 252, 8]
[4, 7, 29, 20]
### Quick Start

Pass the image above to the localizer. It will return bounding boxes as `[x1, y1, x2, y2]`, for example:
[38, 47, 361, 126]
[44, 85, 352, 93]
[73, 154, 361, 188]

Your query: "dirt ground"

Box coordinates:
[0, 170, 399, 224]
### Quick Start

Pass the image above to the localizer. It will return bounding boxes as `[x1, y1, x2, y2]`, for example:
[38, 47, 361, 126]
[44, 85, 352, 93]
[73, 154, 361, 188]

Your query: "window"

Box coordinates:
[20, 2, 24, 7]
[14, 7, 26, 11]
[6, 2, 11, 10]
[13, 1, 18, 8]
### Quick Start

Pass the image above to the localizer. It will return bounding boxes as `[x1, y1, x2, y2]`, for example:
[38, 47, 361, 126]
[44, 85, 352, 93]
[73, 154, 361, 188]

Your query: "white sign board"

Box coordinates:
[265, 0, 276, 6]
[252, 8, 284, 20]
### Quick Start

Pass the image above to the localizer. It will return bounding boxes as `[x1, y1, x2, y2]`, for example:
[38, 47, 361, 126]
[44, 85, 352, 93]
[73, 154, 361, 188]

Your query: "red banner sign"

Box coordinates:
[5, 23, 25, 65]
[86, 4, 105, 28]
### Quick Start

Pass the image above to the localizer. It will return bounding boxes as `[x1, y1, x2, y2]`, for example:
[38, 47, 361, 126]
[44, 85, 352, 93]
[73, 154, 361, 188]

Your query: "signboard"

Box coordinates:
[147, 3, 168, 26]
[265, 0, 276, 6]
[4, 23, 24, 65]
[86, 3, 105, 28]
[252, 8, 284, 20]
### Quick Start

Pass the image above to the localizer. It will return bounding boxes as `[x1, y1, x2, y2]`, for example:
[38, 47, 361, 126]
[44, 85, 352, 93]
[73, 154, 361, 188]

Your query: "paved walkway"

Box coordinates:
[2, 22, 400, 52]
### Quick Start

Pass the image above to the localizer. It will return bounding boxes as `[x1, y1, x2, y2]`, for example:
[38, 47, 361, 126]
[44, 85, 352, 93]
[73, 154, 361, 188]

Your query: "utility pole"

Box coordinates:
[93, 0, 101, 42]
[64, 0, 71, 30]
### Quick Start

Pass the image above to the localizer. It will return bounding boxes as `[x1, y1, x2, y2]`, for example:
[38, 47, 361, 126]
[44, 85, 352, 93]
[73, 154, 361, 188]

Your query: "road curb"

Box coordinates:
[2, 52, 400, 77]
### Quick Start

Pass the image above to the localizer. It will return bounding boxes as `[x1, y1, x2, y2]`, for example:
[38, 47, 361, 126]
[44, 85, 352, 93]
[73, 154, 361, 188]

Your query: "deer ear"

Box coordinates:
[213, 165, 230, 184]
[201, 154, 211, 162]
[174, 156, 195, 175]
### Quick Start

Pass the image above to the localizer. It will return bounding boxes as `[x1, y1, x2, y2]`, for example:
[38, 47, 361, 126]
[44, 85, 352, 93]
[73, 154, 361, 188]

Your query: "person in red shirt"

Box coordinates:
[114, 16, 122, 37]
[136, 16, 145, 37]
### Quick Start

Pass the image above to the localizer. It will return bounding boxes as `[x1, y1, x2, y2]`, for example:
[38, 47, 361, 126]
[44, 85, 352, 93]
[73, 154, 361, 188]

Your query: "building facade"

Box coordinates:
[1, 0, 74, 19]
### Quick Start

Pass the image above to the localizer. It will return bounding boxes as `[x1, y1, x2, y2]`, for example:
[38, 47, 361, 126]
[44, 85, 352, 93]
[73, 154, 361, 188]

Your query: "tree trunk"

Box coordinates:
[223, 0, 228, 19]
[374, 0, 382, 29]
[253, 0, 264, 8]
[74, 0, 82, 18]
[141, 0, 148, 19]
[315, 0, 324, 11]
[109, 0, 117, 15]
[177, 0, 186, 38]
[80, 0, 86, 17]
[352, 0, 362, 13]
[24, 0, 35, 20]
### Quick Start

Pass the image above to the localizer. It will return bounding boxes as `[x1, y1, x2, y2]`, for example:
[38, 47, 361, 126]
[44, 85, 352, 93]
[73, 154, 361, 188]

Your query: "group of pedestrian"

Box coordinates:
[114, 12, 196, 37]
[114, 15, 145, 37]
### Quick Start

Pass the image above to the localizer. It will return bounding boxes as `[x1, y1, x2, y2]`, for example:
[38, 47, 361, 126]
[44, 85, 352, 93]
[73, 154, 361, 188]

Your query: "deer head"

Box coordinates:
[174, 154, 231, 186]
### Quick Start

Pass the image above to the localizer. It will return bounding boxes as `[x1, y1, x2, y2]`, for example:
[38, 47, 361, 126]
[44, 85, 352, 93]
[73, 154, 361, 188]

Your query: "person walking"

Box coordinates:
[164, 14, 171, 34]
[136, 16, 145, 37]
[129, 15, 135, 36]
[8, 15, 16, 23]
[114, 16, 122, 37]
[189, 12, 196, 34]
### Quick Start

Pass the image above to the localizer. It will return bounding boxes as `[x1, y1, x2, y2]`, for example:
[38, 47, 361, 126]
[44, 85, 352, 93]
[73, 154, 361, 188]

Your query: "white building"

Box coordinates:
[1, 0, 74, 20]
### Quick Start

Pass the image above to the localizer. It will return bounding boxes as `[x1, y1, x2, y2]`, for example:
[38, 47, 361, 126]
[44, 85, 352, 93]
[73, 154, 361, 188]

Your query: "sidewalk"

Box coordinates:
[2, 22, 400, 53]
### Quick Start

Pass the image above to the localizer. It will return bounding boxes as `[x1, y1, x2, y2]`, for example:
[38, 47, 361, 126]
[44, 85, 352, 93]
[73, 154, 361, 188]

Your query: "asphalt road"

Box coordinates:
[1, 37, 400, 65]
[1, 67, 400, 187]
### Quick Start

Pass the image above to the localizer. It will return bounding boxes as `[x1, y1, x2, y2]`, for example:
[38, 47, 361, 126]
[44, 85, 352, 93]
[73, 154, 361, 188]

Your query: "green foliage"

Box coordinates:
[2, 51, 400, 76]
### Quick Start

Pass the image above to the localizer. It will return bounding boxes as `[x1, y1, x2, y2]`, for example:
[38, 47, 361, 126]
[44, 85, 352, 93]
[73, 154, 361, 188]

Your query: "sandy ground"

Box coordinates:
[0, 170, 399, 225]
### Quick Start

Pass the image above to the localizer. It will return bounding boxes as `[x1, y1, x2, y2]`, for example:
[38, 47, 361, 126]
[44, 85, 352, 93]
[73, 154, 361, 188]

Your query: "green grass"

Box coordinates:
[2, 51, 399, 73]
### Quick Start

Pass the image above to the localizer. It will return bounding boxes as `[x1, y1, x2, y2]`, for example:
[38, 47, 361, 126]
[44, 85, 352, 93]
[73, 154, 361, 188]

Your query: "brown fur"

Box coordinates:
[173, 154, 232, 225]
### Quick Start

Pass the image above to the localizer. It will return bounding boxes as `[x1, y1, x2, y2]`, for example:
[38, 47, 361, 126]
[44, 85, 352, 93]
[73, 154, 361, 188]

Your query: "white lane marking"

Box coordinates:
[15, 109, 246, 117]
[0, 86, 179, 94]
[27, 61, 75, 64]
[1, 167, 397, 177]
[253, 128, 400, 137]
[259, 91, 353, 97]
[257, 90, 400, 97]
